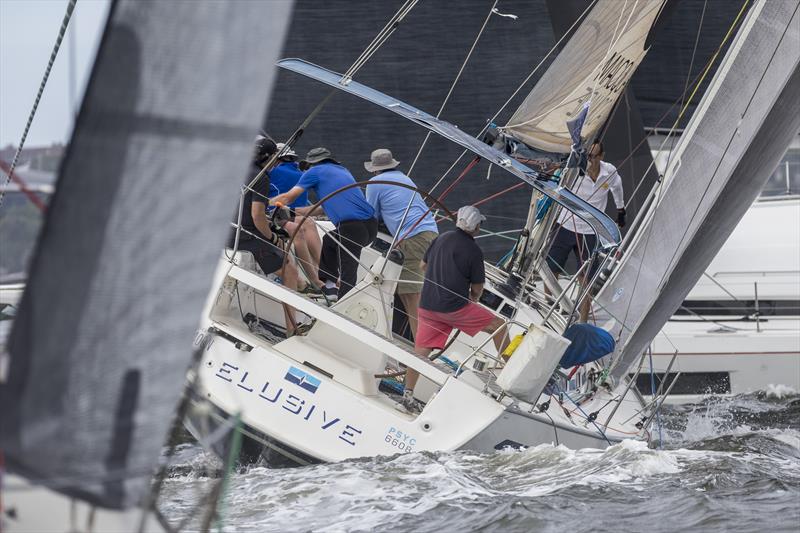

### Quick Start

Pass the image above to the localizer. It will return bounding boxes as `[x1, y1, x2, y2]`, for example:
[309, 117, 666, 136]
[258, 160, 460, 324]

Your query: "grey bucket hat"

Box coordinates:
[364, 148, 400, 172]
[304, 147, 335, 165]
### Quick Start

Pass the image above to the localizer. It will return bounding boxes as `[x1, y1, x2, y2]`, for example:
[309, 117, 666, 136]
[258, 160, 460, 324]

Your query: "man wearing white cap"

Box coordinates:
[364, 148, 438, 339]
[401, 205, 510, 411]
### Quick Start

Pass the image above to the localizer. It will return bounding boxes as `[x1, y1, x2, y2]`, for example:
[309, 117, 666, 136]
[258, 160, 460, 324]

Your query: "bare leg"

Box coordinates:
[578, 292, 592, 322]
[278, 259, 300, 335]
[398, 292, 421, 339]
[285, 220, 323, 288]
[484, 316, 510, 356]
[299, 217, 322, 275]
[406, 346, 433, 392]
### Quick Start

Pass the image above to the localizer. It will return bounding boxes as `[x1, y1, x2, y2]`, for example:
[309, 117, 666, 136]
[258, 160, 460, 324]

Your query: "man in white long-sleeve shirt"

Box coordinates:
[547, 141, 625, 318]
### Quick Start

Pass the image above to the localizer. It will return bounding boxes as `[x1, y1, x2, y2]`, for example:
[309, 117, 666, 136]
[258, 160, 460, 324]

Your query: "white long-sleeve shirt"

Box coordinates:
[557, 160, 624, 235]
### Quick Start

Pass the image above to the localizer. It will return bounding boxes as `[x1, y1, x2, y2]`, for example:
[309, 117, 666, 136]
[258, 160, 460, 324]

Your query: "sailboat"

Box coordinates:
[185, 0, 800, 467]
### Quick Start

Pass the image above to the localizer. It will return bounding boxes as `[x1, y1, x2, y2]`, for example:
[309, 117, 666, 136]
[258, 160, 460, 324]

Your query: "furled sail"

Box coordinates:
[0, 0, 294, 509]
[595, 0, 800, 381]
[503, 0, 669, 154]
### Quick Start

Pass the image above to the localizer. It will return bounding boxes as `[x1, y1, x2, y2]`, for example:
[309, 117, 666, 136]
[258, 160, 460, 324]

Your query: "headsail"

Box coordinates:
[503, 0, 669, 154]
[0, 0, 294, 509]
[595, 0, 800, 381]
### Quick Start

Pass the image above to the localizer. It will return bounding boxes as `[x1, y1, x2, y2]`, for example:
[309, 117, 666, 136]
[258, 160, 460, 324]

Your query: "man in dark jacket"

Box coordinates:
[230, 135, 300, 334]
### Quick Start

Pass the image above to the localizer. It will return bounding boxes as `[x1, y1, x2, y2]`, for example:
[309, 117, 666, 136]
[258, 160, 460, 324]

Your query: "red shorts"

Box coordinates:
[415, 302, 496, 350]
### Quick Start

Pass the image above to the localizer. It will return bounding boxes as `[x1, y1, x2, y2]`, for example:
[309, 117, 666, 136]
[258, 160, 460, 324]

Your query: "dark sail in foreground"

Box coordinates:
[0, 0, 294, 509]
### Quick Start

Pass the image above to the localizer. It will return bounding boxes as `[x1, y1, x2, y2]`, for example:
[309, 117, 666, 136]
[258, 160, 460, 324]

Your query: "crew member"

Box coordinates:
[546, 141, 625, 320]
[272, 147, 377, 301]
[268, 143, 323, 291]
[230, 135, 300, 335]
[364, 148, 438, 338]
[404, 206, 510, 411]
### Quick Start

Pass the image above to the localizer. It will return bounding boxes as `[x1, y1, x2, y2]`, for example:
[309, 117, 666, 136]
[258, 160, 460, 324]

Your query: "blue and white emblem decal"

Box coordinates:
[284, 366, 321, 394]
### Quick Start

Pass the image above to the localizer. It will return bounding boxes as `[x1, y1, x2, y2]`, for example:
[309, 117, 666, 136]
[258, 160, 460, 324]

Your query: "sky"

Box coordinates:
[0, 0, 110, 148]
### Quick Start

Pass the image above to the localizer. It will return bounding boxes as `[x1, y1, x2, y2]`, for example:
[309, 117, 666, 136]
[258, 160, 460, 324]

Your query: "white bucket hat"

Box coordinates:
[456, 205, 486, 232]
[364, 148, 400, 172]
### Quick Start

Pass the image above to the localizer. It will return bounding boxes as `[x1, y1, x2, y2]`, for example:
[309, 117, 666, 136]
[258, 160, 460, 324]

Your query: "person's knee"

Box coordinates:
[487, 316, 505, 332]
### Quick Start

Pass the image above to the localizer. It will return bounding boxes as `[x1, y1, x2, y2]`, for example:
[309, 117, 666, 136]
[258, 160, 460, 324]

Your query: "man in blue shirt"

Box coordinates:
[272, 147, 377, 300]
[364, 148, 438, 340]
[268, 143, 309, 207]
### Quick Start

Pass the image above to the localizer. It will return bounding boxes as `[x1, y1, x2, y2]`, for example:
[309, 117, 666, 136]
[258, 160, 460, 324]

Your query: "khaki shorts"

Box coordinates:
[396, 231, 437, 294]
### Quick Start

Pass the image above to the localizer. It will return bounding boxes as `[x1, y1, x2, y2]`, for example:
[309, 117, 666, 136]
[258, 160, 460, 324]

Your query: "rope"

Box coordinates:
[397, 156, 480, 243]
[503, 0, 644, 131]
[647, 347, 662, 447]
[211, 414, 243, 532]
[553, 382, 612, 445]
[407, 0, 499, 176]
[493, 0, 598, 130]
[0, 0, 76, 210]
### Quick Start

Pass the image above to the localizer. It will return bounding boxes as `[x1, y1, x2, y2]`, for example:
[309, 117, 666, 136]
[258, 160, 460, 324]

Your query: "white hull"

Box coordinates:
[187, 250, 646, 467]
[646, 197, 800, 402]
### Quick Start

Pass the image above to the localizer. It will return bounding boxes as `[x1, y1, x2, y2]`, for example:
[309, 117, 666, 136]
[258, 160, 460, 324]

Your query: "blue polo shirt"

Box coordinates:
[366, 170, 439, 239]
[268, 161, 308, 208]
[296, 162, 375, 225]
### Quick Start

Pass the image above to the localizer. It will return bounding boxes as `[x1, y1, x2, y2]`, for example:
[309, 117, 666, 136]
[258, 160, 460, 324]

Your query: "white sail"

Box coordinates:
[503, 0, 668, 153]
[595, 0, 800, 381]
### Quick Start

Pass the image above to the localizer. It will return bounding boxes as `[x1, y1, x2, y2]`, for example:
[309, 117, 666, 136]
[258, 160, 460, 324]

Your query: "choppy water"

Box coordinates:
[160, 391, 800, 532]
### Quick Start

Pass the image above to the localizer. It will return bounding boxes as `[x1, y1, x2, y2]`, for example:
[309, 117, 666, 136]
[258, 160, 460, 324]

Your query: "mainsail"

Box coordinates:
[0, 0, 294, 509]
[504, 0, 669, 154]
[596, 0, 800, 381]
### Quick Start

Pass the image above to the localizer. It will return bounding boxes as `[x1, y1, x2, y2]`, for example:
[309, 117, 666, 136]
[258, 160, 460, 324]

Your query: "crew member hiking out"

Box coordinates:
[230, 134, 301, 335]
[364, 148, 438, 339]
[546, 140, 624, 321]
[272, 147, 377, 301]
[402, 206, 510, 412]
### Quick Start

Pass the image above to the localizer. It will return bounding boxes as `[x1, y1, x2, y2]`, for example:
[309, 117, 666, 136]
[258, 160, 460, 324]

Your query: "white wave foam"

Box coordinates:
[765, 384, 798, 399]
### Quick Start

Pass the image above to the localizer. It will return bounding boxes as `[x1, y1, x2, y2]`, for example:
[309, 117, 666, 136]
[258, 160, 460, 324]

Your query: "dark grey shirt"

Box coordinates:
[420, 229, 485, 313]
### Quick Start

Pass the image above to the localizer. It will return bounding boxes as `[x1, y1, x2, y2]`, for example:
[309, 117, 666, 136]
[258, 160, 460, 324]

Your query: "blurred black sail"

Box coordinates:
[0, 0, 294, 509]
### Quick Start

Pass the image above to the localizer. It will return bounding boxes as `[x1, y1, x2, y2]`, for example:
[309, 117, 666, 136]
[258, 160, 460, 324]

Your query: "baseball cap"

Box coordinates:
[456, 205, 486, 232]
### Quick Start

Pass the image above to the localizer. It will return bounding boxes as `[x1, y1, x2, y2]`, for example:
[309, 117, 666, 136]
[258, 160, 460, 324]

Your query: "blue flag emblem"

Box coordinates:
[566, 101, 591, 149]
[284, 366, 322, 394]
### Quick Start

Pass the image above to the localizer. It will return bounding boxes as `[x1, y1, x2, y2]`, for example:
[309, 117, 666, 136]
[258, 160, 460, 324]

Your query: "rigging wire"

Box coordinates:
[0, 0, 76, 210]
[407, 0, 499, 176]
[415, 0, 600, 199]
[342, 0, 420, 81]
[502, 0, 649, 131]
